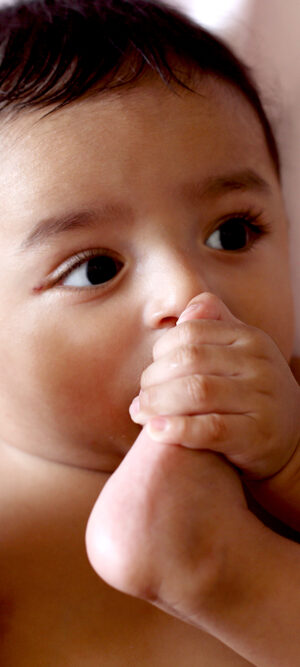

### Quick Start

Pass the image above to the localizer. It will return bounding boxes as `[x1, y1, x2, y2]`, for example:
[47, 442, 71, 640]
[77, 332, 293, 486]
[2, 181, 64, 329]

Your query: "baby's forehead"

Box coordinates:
[0, 75, 279, 237]
[0, 74, 268, 149]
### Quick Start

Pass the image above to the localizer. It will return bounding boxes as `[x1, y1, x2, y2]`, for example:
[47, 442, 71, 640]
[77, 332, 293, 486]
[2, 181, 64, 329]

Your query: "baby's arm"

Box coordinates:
[86, 426, 300, 667]
[86, 295, 300, 664]
[130, 293, 300, 531]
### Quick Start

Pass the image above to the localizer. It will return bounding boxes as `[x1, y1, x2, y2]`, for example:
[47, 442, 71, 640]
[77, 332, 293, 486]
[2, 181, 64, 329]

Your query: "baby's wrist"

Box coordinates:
[153, 505, 259, 631]
[189, 508, 271, 630]
[245, 439, 300, 532]
[191, 512, 300, 666]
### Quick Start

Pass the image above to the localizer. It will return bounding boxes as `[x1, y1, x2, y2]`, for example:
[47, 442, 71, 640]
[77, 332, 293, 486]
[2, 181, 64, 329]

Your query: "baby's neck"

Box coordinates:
[0, 440, 108, 567]
[0, 444, 145, 664]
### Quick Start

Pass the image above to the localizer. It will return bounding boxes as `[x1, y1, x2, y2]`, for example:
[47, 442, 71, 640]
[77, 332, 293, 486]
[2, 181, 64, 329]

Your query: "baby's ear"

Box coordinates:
[177, 292, 238, 324]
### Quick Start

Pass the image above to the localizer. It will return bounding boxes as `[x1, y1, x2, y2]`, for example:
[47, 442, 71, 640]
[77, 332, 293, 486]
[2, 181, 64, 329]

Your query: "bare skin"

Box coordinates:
[0, 78, 294, 472]
[0, 75, 298, 664]
[87, 427, 300, 667]
[0, 444, 254, 666]
[131, 292, 300, 529]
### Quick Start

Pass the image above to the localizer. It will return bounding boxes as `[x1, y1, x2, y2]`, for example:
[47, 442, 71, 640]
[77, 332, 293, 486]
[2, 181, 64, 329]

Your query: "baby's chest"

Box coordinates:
[0, 596, 254, 667]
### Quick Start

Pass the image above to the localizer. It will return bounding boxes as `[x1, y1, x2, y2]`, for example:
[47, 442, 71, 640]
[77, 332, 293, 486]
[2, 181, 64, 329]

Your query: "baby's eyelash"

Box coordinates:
[34, 248, 119, 292]
[217, 208, 271, 235]
[204, 207, 272, 254]
[52, 249, 97, 284]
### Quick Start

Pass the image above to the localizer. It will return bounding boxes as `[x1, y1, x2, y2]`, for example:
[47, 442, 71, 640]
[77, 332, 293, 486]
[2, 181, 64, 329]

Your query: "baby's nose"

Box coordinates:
[142, 252, 210, 329]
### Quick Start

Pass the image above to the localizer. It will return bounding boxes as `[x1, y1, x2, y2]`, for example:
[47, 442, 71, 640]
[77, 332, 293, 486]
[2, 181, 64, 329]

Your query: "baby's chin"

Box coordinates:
[48, 434, 140, 473]
[2, 428, 139, 475]
[0, 404, 142, 473]
[66, 420, 143, 472]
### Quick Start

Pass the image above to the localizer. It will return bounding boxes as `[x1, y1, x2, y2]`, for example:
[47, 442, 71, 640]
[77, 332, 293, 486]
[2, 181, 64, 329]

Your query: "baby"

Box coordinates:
[0, 0, 299, 665]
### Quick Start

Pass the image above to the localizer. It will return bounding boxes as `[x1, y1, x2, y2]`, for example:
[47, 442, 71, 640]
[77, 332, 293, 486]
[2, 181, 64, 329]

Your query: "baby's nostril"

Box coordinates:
[160, 316, 178, 326]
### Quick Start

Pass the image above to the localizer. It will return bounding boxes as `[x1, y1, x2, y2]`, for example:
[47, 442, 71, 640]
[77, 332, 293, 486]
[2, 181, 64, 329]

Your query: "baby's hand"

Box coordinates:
[130, 293, 300, 528]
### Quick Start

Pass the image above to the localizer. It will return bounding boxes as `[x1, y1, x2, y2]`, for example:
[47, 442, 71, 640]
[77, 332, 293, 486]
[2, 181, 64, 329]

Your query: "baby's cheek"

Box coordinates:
[33, 327, 124, 416]
[27, 323, 142, 462]
[0, 302, 143, 467]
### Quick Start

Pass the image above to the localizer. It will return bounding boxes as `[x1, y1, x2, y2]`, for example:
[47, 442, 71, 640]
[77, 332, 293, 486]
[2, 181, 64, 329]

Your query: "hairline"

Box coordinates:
[0, 63, 281, 184]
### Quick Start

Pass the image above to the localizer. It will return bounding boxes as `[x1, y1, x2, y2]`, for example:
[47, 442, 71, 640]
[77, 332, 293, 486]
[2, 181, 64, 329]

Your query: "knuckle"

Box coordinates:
[140, 369, 147, 388]
[178, 321, 199, 346]
[242, 325, 270, 357]
[175, 415, 190, 440]
[140, 366, 151, 388]
[185, 374, 210, 406]
[208, 414, 227, 443]
[245, 328, 261, 349]
[140, 387, 156, 411]
[175, 343, 200, 368]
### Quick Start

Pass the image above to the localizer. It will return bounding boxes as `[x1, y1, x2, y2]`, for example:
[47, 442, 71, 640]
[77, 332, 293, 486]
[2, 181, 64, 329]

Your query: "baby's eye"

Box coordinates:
[205, 215, 263, 251]
[62, 253, 124, 288]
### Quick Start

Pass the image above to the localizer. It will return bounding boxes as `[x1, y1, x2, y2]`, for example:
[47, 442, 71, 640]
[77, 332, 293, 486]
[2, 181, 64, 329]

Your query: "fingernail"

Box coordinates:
[177, 304, 201, 325]
[149, 417, 169, 431]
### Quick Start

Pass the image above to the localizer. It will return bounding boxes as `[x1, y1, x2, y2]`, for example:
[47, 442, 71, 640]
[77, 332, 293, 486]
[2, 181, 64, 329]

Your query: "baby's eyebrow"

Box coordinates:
[19, 202, 133, 251]
[19, 169, 271, 251]
[180, 169, 272, 201]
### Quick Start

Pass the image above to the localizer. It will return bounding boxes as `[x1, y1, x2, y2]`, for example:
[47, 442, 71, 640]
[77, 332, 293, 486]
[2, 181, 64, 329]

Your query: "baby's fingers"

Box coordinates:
[153, 293, 242, 361]
[146, 413, 259, 475]
[141, 343, 242, 389]
[131, 374, 250, 424]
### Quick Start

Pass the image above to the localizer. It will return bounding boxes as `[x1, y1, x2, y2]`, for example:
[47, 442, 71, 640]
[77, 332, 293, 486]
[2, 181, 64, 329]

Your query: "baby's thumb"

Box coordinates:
[177, 292, 237, 325]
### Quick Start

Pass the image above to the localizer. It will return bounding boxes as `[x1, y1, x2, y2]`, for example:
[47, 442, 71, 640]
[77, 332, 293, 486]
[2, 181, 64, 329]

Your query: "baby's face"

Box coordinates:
[0, 76, 293, 471]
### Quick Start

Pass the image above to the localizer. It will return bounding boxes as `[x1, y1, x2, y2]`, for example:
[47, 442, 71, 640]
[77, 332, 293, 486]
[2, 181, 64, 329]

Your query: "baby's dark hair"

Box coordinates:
[0, 0, 280, 174]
